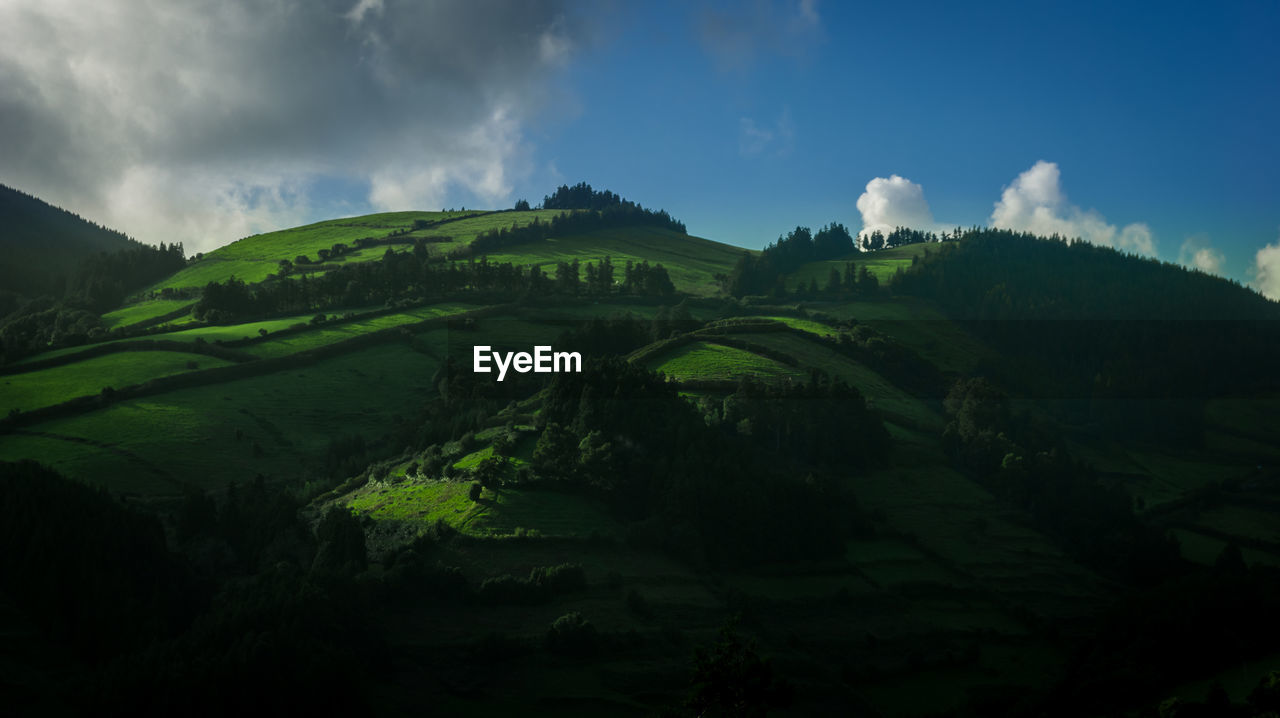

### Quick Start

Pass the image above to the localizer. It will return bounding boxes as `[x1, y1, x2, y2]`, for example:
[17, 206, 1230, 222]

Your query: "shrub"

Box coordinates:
[477, 574, 546, 605]
[529, 563, 586, 593]
[545, 612, 597, 656]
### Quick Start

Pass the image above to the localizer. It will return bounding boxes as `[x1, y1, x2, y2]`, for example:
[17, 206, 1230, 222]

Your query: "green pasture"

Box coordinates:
[409, 210, 567, 248]
[734, 330, 943, 430]
[646, 341, 804, 383]
[753, 315, 838, 337]
[0, 351, 234, 414]
[147, 210, 480, 291]
[247, 303, 477, 358]
[0, 344, 440, 494]
[0, 433, 177, 495]
[477, 227, 744, 296]
[817, 297, 995, 374]
[783, 244, 926, 291]
[100, 298, 195, 329]
[347, 480, 619, 538]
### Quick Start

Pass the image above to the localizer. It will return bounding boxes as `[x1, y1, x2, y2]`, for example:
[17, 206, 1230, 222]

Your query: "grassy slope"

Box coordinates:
[0, 343, 440, 494]
[0, 351, 234, 415]
[647, 341, 804, 382]
[99, 298, 196, 329]
[16, 215, 1277, 712]
[784, 244, 928, 290]
[145, 210, 569, 292]
[478, 227, 744, 296]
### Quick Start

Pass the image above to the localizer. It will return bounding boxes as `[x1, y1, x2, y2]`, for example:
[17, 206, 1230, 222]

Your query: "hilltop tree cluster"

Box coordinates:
[728, 224, 854, 296]
[464, 205, 684, 257]
[728, 224, 966, 297]
[193, 247, 675, 322]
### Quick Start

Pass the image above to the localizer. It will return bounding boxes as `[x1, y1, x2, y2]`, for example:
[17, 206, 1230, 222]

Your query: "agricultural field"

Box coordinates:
[347, 479, 620, 538]
[0, 343, 440, 493]
[0, 350, 234, 414]
[147, 210, 484, 291]
[406, 209, 568, 248]
[783, 243, 928, 291]
[646, 341, 805, 383]
[99, 297, 195, 329]
[731, 330, 943, 430]
[246, 302, 478, 358]
[478, 227, 744, 296]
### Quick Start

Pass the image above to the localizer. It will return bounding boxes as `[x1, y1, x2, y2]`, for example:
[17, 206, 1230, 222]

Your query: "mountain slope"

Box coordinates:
[0, 184, 138, 297]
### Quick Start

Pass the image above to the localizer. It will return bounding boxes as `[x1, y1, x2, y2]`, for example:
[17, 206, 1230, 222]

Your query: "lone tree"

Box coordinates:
[687, 620, 792, 717]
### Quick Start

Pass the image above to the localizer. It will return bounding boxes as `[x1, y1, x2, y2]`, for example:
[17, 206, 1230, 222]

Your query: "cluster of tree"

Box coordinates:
[727, 223, 856, 296]
[464, 204, 685, 257]
[941, 378, 1182, 585]
[0, 183, 139, 299]
[541, 182, 652, 213]
[529, 359, 883, 566]
[476, 563, 587, 605]
[0, 297, 103, 363]
[710, 374, 890, 469]
[858, 225, 956, 252]
[0, 459, 387, 714]
[192, 248, 677, 323]
[64, 241, 187, 311]
[0, 460, 197, 661]
[894, 228, 1280, 320]
[894, 229, 1280, 443]
[555, 309, 699, 361]
[0, 242, 189, 361]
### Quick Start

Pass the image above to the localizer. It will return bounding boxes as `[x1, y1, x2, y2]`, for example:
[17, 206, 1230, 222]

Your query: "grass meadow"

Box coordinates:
[1, 351, 234, 414]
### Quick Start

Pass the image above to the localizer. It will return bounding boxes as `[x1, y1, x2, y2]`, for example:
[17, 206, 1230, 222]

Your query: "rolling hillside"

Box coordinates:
[4, 197, 1280, 717]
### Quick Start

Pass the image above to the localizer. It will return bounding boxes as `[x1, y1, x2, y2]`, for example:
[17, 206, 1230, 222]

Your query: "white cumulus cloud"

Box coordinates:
[855, 175, 940, 239]
[991, 160, 1157, 257]
[1253, 239, 1280, 301]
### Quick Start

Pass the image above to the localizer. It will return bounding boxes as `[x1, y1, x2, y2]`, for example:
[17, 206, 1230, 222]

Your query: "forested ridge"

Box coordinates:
[5, 184, 1280, 716]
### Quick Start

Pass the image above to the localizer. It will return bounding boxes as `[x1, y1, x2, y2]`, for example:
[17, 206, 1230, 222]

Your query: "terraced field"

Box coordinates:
[0, 351, 234, 414]
[646, 341, 804, 382]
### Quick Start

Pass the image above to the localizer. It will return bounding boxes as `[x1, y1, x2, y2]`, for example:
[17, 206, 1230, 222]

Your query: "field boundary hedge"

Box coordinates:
[0, 305, 513, 434]
[0, 340, 257, 377]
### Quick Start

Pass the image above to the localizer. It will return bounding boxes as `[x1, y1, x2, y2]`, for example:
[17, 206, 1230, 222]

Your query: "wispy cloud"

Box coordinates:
[698, 0, 823, 71]
[1178, 235, 1225, 275]
[738, 108, 794, 157]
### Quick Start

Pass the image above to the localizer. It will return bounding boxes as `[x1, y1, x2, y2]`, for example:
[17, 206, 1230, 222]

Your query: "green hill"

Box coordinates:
[4, 197, 1280, 717]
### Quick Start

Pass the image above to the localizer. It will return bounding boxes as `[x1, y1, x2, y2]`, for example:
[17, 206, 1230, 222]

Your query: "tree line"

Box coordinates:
[194, 247, 675, 323]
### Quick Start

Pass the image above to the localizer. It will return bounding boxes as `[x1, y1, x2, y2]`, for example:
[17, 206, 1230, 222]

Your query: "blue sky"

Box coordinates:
[1, 0, 1277, 291]
[512, 0, 1280, 284]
